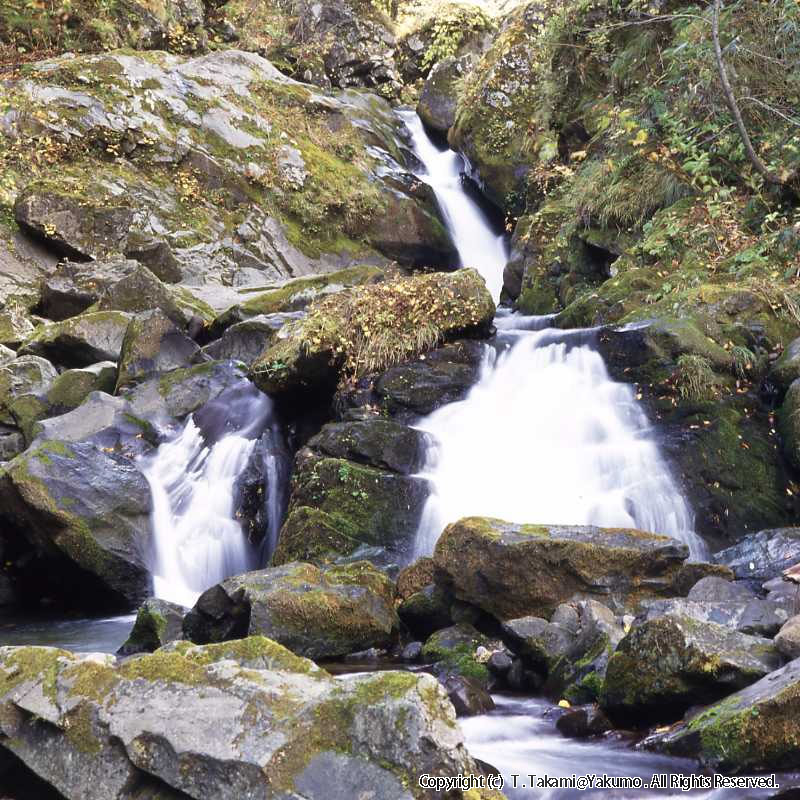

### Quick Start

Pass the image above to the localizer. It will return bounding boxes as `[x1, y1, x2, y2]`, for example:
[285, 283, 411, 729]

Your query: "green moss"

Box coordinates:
[180, 636, 326, 676]
[117, 651, 209, 686]
[0, 646, 70, 702]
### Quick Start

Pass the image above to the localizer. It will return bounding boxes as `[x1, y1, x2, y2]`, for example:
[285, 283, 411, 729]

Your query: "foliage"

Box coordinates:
[675, 354, 718, 401]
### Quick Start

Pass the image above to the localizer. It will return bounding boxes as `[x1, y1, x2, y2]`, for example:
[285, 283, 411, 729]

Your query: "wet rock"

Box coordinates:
[775, 615, 800, 659]
[183, 561, 398, 659]
[713, 527, 800, 583]
[601, 614, 783, 725]
[487, 649, 513, 675]
[396, 557, 436, 600]
[401, 641, 423, 661]
[116, 310, 201, 390]
[306, 418, 427, 474]
[399, 584, 454, 640]
[648, 656, 800, 771]
[433, 517, 690, 621]
[556, 705, 613, 739]
[37, 259, 139, 321]
[0, 439, 152, 607]
[117, 598, 186, 655]
[19, 311, 131, 367]
[501, 616, 575, 673]
[442, 673, 495, 717]
[417, 55, 473, 134]
[374, 340, 484, 418]
[0, 308, 35, 347]
[273, 453, 428, 566]
[551, 603, 580, 635]
[0, 639, 478, 800]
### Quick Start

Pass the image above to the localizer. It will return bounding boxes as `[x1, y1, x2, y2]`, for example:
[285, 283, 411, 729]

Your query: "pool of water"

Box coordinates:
[0, 613, 135, 654]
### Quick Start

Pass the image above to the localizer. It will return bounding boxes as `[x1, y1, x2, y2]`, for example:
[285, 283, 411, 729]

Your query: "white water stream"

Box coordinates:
[404, 113, 707, 561]
[400, 109, 508, 302]
[139, 383, 285, 608]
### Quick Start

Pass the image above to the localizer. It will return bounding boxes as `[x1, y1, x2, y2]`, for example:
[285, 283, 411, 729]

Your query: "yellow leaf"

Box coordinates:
[558, 699, 571, 709]
[632, 129, 648, 147]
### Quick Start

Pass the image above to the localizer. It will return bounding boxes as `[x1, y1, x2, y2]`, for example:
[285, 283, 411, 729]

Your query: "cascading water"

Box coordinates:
[403, 113, 707, 561]
[399, 109, 508, 302]
[414, 314, 707, 560]
[139, 381, 286, 608]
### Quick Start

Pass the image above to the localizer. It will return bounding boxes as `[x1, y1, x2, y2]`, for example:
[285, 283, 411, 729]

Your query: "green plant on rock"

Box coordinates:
[730, 345, 756, 379]
[675, 354, 718, 402]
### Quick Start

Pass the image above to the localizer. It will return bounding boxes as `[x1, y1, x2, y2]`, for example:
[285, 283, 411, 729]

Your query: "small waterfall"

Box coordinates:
[140, 382, 285, 608]
[414, 316, 708, 561]
[399, 109, 508, 302]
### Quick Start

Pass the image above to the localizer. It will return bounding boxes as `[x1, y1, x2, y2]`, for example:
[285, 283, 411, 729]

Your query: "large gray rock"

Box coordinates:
[500, 616, 575, 674]
[648, 655, 800, 771]
[433, 517, 692, 621]
[417, 55, 472, 134]
[775, 615, 800, 660]
[601, 613, 783, 724]
[687, 575, 755, 603]
[116, 310, 201, 390]
[183, 561, 398, 659]
[771, 336, 800, 391]
[0, 355, 58, 426]
[19, 311, 131, 367]
[0, 439, 152, 606]
[201, 313, 303, 365]
[117, 598, 187, 655]
[713, 527, 800, 583]
[0, 638, 478, 800]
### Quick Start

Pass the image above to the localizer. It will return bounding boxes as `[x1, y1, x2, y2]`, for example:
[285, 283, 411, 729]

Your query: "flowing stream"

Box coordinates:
[139, 381, 287, 608]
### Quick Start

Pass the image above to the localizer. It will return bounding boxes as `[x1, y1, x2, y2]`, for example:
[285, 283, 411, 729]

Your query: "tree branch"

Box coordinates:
[712, 0, 781, 185]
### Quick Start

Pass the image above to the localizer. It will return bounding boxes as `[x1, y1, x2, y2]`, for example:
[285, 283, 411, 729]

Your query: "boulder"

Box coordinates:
[441, 674, 495, 717]
[273, 454, 428, 566]
[556, 705, 613, 739]
[0, 439, 152, 607]
[433, 517, 691, 621]
[0, 356, 58, 426]
[396, 557, 436, 600]
[417, 55, 472, 134]
[306, 418, 427, 474]
[201, 313, 302, 365]
[544, 600, 625, 704]
[37, 259, 139, 321]
[0, 307, 35, 346]
[775, 615, 800, 660]
[117, 598, 186, 656]
[713, 527, 800, 583]
[15, 186, 134, 261]
[601, 614, 783, 725]
[398, 584, 454, 639]
[116, 310, 201, 390]
[250, 269, 494, 394]
[648, 656, 800, 771]
[9, 362, 117, 442]
[19, 311, 131, 367]
[183, 561, 398, 659]
[770, 335, 800, 391]
[687, 575, 755, 603]
[0, 639, 479, 799]
[500, 616, 575, 674]
[421, 623, 492, 688]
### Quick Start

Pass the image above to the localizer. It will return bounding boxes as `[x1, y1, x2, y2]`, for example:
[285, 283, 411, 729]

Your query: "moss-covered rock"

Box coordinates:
[0, 355, 58, 426]
[399, 583, 454, 639]
[649, 656, 800, 772]
[117, 598, 186, 656]
[250, 269, 494, 393]
[421, 622, 492, 687]
[433, 517, 691, 621]
[19, 310, 131, 368]
[601, 614, 783, 726]
[273, 453, 428, 566]
[0, 439, 151, 607]
[183, 560, 399, 659]
[417, 55, 473, 135]
[0, 641, 479, 799]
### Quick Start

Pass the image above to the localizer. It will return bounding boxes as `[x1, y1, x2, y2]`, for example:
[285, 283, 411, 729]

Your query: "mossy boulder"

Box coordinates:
[649, 656, 800, 772]
[779, 378, 800, 472]
[418, 55, 473, 135]
[306, 418, 427, 475]
[601, 614, 783, 726]
[0, 439, 152, 608]
[117, 598, 186, 656]
[501, 615, 575, 675]
[770, 336, 800, 392]
[273, 454, 428, 566]
[712, 527, 800, 583]
[202, 313, 303, 365]
[183, 560, 399, 659]
[399, 584, 454, 639]
[250, 269, 494, 394]
[433, 517, 691, 621]
[0, 640, 479, 799]
[19, 311, 131, 368]
[116, 310, 201, 391]
[421, 623, 492, 687]
[0, 355, 58, 426]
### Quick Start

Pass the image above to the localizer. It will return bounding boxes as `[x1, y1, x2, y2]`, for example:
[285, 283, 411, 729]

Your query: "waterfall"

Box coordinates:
[139, 382, 287, 608]
[402, 112, 707, 561]
[399, 109, 508, 302]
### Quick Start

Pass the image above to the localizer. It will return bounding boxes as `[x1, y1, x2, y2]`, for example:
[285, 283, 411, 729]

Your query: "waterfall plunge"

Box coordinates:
[139, 383, 288, 608]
